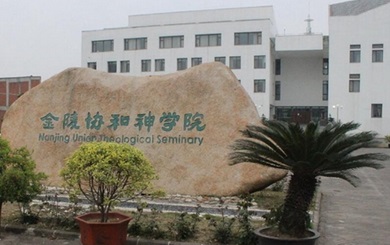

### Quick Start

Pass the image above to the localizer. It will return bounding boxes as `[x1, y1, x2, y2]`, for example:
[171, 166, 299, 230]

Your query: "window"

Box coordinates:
[254, 79, 266, 93]
[160, 36, 184, 49]
[124, 37, 147, 50]
[191, 57, 202, 67]
[155, 59, 165, 72]
[141, 59, 151, 72]
[254, 55, 266, 69]
[275, 81, 281, 100]
[323, 58, 329, 75]
[275, 59, 281, 75]
[322, 80, 328, 101]
[229, 56, 241, 69]
[234, 32, 262, 45]
[107, 61, 117, 73]
[92, 40, 113, 52]
[214, 57, 226, 65]
[350, 44, 361, 63]
[177, 58, 187, 71]
[87, 62, 97, 70]
[371, 104, 382, 118]
[120, 60, 130, 73]
[349, 74, 360, 92]
[372, 44, 384, 62]
[195, 34, 221, 47]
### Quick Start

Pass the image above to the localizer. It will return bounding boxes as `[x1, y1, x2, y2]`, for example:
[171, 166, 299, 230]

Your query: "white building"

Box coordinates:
[274, 33, 329, 125]
[81, 0, 390, 136]
[328, 0, 390, 136]
[82, 6, 277, 119]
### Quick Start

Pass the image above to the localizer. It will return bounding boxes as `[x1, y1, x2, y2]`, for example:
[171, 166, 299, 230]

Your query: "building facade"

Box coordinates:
[274, 34, 329, 125]
[81, 0, 390, 136]
[0, 76, 41, 128]
[328, 0, 390, 135]
[82, 7, 277, 118]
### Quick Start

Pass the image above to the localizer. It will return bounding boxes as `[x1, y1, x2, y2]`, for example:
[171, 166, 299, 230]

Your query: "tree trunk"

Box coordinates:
[0, 202, 3, 234]
[278, 174, 317, 237]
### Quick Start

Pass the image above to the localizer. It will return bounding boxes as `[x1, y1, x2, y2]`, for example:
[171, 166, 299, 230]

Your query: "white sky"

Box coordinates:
[0, 0, 346, 81]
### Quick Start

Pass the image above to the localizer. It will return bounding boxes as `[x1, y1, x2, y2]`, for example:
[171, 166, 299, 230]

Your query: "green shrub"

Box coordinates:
[0, 138, 47, 226]
[168, 207, 201, 240]
[235, 194, 257, 245]
[143, 208, 167, 239]
[61, 142, 157, 222]
[384, 135, 390, 143]
[208, 205, 235, 244]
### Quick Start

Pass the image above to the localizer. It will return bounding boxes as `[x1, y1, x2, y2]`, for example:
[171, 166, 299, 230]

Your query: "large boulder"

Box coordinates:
[1, 62, 285, 196]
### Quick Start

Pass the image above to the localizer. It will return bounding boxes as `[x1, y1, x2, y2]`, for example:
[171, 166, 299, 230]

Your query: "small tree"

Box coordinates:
[230, 120, 387, 237]
[61, 142, 157, 222]
[0, 138, 47, 226]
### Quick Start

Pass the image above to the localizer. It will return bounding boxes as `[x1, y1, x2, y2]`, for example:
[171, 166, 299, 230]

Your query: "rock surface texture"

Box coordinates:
[1, 62, 285, 196]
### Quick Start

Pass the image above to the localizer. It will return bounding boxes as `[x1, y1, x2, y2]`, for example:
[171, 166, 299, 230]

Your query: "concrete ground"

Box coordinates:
[317, 148, 390, 245]
[1, 148, 389, 245]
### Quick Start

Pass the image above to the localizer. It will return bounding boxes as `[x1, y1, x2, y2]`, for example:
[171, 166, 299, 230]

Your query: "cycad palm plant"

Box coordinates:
[229, 120, 387, 237]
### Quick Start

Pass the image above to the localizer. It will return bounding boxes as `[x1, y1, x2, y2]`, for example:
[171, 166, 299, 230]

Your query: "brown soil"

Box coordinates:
[1, 203, 20, 221]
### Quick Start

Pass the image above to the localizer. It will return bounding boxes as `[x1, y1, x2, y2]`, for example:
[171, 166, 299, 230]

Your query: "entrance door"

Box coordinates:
[291, 109, 310, 124]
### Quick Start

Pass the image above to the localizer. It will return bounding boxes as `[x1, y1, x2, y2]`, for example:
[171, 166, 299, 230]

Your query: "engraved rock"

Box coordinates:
[1, 62, 285, 196]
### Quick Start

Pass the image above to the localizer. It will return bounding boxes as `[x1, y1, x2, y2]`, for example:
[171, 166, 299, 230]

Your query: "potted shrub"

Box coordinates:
[229, 120, 387, 244]
[61, 142, 157, 245]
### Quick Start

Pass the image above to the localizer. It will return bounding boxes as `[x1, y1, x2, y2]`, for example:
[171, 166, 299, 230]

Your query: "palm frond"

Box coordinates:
[229, 138, 290, 170]
[320, 171, 361, 187]
[229, 119, 388, 237]
[230, 120, 387, 180]
[319, 151, 385, 168]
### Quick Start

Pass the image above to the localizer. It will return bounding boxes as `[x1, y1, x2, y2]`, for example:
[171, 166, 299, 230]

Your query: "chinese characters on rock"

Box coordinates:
[40, 111, 206, 132]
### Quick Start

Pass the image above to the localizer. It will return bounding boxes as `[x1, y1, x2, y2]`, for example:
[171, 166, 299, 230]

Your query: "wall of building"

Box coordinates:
[0, 76, 41, 129]
[127, 6, 276, 28]
[81, 1, 390, 134]
[82, 7, 277, 118]
[275, 56, 326, 107]
[329, 2, 390, 136]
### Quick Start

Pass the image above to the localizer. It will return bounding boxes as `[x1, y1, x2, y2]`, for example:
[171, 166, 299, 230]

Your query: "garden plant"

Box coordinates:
[0, 137, 47, 227]
[229, 120, 387, 238]
[60, 142, 157, 222]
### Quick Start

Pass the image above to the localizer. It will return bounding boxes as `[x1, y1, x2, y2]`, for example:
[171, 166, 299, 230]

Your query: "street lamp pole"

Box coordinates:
[256, 104, 265, 118]
[332, 104, 343, 122]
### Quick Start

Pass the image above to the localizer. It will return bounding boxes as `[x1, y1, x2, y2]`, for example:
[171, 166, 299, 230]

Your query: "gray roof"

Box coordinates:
[330, 0, 390, 16]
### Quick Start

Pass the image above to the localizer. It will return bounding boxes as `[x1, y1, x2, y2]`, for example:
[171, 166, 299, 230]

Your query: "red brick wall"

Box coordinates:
[31, 80, 40, 88]
[0, 77, 41, 130]
[20, 81, 30, 93]
[0, 81, 6, 91]
[0, 81, 6, 107]
[0, 110, 6, 132]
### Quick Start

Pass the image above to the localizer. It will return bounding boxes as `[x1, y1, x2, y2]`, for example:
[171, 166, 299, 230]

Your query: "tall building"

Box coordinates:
[328, 0, 390, 135]
[0, 76, 41, 128]
[82, 6, 278, 119]
[81, 0, 390, 136]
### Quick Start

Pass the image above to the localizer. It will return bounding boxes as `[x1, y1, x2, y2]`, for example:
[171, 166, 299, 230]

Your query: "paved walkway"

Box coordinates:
[0, 148, 389, 244]
[317, 148, 390, 245]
